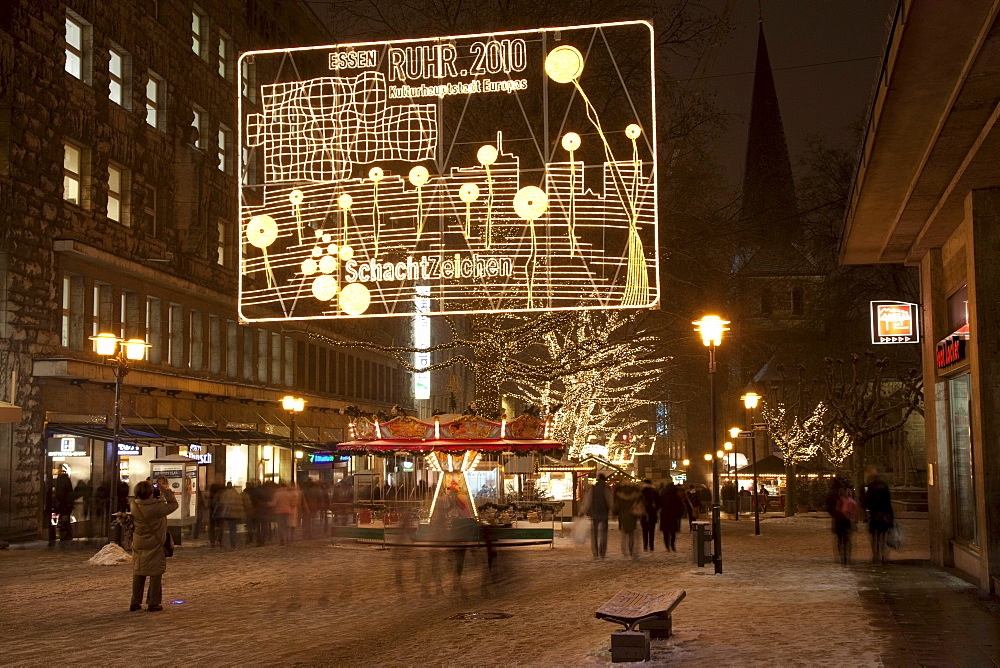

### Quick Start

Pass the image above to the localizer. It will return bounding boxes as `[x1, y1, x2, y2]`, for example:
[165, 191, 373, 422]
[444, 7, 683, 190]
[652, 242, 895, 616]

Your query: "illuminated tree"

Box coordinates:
[817, 424, 853, 468]
[760, 401, 824, 516]
[512, 311, 670, 457]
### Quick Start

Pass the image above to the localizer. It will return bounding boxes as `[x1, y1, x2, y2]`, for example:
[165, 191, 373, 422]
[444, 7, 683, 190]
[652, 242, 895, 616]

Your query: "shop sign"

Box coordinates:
[238, 21, 658, 322]
[47, 436, 88, 457]
[935, 337, 967, 369]
[870, 301, 919, 344]
[118, 444, 142, 456]
[310, 453, 335, 464]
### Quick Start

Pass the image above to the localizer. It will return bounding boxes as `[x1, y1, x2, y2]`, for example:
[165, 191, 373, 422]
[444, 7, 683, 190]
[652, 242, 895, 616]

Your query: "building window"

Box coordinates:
[950, 373, 977, 544]
[759, 287, 773, 316]
[218, 32, 231, 78]
[271, 333, 282, 384]
[257, 329, 269, 382]
[107, 162, 128, 225]
[790, 286, 804, 316]
[226, 320, 238, 378]
[217, 220, 227, 266]
[108, 46, 129, 107]
[141, 184, 157, 235]
[64, 12, 91, 82]
[284, 336, 294, 386]
[192, 107, 205, 148]
[63, 142, 83, 205]
[243, 327, 254, 381]
[217, 124, 231, 173]
[241, 144, 257, 186]
[240, 58, 256, 102]
[191, 7, 207, 59]
[93, 281, 112, 336]
[61, 276, 71, 347]
[145, 72, 163, 129]
[190, 310, 204, 371]
[169, 303, 184, 368]
[146, 297, 162, 365]
[209, 316, 222, 374]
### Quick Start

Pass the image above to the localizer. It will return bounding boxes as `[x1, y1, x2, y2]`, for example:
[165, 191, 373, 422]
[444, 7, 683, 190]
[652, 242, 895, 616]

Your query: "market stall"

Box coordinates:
[332, 413, 564, 546]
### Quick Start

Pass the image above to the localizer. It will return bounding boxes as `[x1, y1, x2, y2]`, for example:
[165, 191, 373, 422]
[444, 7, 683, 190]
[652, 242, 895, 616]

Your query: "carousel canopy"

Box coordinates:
[337, 414, 564, 456]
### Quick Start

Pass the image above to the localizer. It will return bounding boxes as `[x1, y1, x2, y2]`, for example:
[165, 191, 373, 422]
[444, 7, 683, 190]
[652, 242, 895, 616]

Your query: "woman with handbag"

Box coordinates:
[130, 477, 178, 612]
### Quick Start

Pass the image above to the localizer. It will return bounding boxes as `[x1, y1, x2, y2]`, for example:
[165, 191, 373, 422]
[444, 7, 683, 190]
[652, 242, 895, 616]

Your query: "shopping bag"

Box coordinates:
[886, 524, 902, 550]
[571, 517, 591, 545]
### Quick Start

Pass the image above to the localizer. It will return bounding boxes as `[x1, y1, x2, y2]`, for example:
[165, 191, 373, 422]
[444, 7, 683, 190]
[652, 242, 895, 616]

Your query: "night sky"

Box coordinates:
[698, 0, 895, 187]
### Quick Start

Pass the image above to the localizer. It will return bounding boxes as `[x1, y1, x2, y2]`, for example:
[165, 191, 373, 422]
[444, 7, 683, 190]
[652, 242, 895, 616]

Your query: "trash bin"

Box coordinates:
[692, 521, 713, 567]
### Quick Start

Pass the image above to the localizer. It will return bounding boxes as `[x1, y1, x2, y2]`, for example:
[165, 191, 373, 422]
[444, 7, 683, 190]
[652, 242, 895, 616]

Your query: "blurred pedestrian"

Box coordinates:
[580, 473, 613, 559]
[861, 466, 894, 564]
[54, 472, 75, 542]
[615, 482, 643, 561]
[215, 482, 244, 549]
[639, 479, 658, 552]
[129, 477, 178, 612]
[658, 480, 685, 552]
[825, 477, 858, 565]
[273, 482, 299, 546]
[241, 483, 256, 545]
[207, 473, 226, 547]
[74, 478, 92, 520]
[697, 484, 712, 514]
[686, 485, 700, 530]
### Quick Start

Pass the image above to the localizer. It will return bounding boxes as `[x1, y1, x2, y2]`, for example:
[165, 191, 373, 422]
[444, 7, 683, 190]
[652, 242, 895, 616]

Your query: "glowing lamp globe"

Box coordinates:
[90, 332, 120, 356]
[692, 315, 729, 347]
[742, 392, 762, 409]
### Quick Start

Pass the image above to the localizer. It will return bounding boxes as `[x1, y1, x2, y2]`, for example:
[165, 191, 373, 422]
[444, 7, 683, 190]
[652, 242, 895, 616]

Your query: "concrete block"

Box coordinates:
[637, 616, 672, 639]
[611, 630, 650, 663]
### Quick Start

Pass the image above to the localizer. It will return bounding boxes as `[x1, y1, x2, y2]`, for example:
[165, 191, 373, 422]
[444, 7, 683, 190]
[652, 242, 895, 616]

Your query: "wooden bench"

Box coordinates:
[596, 590, 686, 662]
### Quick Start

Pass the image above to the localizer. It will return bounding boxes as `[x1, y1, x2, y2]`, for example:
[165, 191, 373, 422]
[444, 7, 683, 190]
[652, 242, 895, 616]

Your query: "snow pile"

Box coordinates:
[87, 543, 132, 566]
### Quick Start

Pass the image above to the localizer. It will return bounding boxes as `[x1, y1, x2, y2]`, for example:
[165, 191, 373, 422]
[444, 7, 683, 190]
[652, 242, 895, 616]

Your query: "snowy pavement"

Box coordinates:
[1, 513, 996, 666]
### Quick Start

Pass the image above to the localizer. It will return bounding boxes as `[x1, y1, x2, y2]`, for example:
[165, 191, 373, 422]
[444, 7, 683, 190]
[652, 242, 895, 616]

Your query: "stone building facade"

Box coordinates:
[0, 1, 429, 540]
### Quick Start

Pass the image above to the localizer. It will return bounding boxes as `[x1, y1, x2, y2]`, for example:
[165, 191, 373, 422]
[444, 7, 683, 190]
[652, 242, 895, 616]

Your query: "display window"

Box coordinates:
[949, 373, 977, 545]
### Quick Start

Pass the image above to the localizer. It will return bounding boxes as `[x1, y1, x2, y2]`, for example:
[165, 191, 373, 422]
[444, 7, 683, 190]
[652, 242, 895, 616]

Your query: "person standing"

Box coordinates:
[615, 482, 643, 561]
[639, 480, 658, 551]
[581, 473, 613, 559]
[273, 482, 299, 546]
[861, 466, 894, 564]
[697, 484, 712, 514]
[686, 485, 700, 531]
[658, 480, 685, 552]
[215, 482, 244, 549]
[825, 477, 857, 564]
[206, 473, 226, 547]
[54, 472, 75, 543]
[129, 477, 178, 612]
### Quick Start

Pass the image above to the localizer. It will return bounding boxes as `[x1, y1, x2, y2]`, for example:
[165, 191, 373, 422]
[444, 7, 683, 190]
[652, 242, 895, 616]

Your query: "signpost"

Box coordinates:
[238, 21, 658, 322]
[870, 300, 920, 344]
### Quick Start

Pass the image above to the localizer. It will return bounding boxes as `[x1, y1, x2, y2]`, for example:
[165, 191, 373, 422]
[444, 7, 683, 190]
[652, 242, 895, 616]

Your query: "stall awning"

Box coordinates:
[45, 423, 311, 448]
[336, 438, 564, 455]
[736, 455, 822, 476]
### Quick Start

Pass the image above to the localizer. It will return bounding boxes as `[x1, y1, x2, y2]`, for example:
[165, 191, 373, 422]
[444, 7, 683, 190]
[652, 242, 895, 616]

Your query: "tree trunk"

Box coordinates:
[474, 368, 502, 419]
[784, 463, 796, 517]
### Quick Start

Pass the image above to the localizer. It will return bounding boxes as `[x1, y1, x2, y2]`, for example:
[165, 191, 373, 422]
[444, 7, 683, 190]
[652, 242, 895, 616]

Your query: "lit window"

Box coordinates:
[240, 58, 256, 102]
[145, 72, 162, 129]
[218, 124, 231, 173]
[63, 142, 82, 205]
[192, 107, 205, 148]
[142, 184, 156, 234]
[218, 32, 231, 78]
[108, 46, 127, 106]
[65, 13, 87, 81]
[108, 162, 126, 224]
[61, 275, 71, 347]
[191, 8, 206, 58]
[217, 220, 227, 265]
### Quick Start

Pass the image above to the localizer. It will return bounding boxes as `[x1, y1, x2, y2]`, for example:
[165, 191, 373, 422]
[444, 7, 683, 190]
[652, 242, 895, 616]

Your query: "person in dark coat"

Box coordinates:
[658, 481, 685, 552]
[615, 482, 643, 561]
[639, 480, 659, 551]
[581, 473, 613, 559]
[686, 485, 700, 530]
[825, 477, 858, 564]
[54, 472, 75, 542]
[861, 466, 894, 564]
[130, 477, 178, 611]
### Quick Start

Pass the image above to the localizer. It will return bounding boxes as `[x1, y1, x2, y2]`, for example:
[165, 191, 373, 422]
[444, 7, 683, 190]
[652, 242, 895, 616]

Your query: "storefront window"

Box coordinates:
[226, 445, 248, 489]
[949, 373, 977, 545]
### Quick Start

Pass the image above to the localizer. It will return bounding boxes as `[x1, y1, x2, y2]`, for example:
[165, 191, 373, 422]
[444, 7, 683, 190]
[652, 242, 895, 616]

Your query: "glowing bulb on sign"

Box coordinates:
[544, 45, 584, 83]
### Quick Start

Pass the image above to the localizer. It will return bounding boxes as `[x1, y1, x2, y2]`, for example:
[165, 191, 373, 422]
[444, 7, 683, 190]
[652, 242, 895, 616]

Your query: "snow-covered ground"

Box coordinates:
[0, 514, 963, 666]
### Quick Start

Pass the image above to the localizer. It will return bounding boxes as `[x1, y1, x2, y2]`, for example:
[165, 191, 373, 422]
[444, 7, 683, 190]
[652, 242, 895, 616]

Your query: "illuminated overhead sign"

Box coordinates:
[870, 301, 919, 344]
[118, 443, 142, 456]
[414, 286, 431, 399]
[238, 21, 657, 321]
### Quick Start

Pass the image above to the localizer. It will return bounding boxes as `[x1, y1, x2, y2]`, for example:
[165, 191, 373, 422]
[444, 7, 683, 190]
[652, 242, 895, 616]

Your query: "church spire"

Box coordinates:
[740, 23, 798, 244]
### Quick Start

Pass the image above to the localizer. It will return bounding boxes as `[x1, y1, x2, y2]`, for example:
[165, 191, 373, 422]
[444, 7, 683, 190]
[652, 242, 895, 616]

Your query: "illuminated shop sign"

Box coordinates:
[870, 301, 920, 344]
[935, 336, 967, 369]
[238, 21, 658, 321]
[118, 444, 142, 456]
[47, 436, 88, 457]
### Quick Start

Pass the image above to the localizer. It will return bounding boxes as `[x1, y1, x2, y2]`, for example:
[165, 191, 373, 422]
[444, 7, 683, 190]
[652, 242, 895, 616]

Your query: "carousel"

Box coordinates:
[332, 412, 564, 546]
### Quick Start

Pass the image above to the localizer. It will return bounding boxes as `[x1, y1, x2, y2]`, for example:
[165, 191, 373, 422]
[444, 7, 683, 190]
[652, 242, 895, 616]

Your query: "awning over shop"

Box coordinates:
[0, 400, 22, 423]
[44, 423, 318, 448]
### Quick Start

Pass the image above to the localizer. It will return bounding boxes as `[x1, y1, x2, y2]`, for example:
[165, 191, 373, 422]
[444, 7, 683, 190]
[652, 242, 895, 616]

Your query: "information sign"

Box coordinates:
[870, 301, 919, 344]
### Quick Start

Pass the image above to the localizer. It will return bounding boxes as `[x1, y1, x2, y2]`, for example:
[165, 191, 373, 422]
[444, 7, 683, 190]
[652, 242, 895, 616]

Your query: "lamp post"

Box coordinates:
[693, 314, 728, 574]
[741, 391, 762, 535]
[281, 396, 305, 485]
[90, 333, 150, 544]
[724, 438, 736, 519]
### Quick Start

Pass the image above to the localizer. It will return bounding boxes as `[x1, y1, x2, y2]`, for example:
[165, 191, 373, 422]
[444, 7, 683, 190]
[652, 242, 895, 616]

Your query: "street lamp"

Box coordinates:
[90, 333, 150, 544]
[693, 314, 728, 574]
[741, 391, 763, 535]
[281, 395, 305, 485]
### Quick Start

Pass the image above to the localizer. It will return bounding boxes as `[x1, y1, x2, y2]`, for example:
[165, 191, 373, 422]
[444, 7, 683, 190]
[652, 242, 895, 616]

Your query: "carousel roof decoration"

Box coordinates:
[337, 413, 563, 455]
